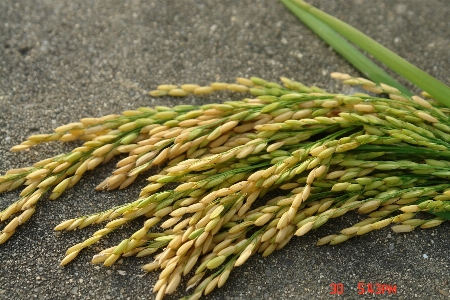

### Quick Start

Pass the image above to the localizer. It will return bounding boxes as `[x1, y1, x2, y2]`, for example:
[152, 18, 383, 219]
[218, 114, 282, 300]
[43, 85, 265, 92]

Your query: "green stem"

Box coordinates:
[355, 144, 450, 157]
[280, 0, 411, 96]
[287, 0, 450, 107]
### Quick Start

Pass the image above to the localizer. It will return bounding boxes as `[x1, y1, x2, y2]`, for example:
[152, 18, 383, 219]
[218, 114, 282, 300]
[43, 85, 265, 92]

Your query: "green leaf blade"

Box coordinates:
[280, 0, 412, 96]
[288, 0, 450, 107]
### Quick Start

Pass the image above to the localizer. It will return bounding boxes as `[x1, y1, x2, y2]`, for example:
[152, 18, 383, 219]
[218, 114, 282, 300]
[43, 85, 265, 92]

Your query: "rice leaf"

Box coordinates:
[280, 0, 412, 96]
[285, 0, 450, 107]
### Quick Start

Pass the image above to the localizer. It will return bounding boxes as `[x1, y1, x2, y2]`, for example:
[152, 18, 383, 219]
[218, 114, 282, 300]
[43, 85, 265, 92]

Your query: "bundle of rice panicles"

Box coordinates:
[1, 73, 449, 299]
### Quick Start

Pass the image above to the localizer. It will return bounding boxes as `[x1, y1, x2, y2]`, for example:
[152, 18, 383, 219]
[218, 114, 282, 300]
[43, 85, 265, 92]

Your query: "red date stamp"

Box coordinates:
[329, 282, 397, 295]
[330, 283, 345, 295]
[358, 282, 397, 295]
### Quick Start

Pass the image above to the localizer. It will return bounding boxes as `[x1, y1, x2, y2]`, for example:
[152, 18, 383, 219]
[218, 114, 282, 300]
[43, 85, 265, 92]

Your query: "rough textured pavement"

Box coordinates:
[1, 0, 449, 299]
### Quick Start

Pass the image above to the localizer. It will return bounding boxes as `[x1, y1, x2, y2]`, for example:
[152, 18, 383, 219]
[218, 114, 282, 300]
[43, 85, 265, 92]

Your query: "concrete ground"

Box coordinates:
[1, 0, 449, 299]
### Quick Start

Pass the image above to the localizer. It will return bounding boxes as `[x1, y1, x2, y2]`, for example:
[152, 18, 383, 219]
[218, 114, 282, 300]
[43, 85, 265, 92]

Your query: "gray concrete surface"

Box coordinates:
[1, 0, 449, 299]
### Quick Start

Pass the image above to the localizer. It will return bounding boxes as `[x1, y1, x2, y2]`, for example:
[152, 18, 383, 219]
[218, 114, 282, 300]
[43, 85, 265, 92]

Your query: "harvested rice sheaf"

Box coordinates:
[1, 73, 450, 299]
